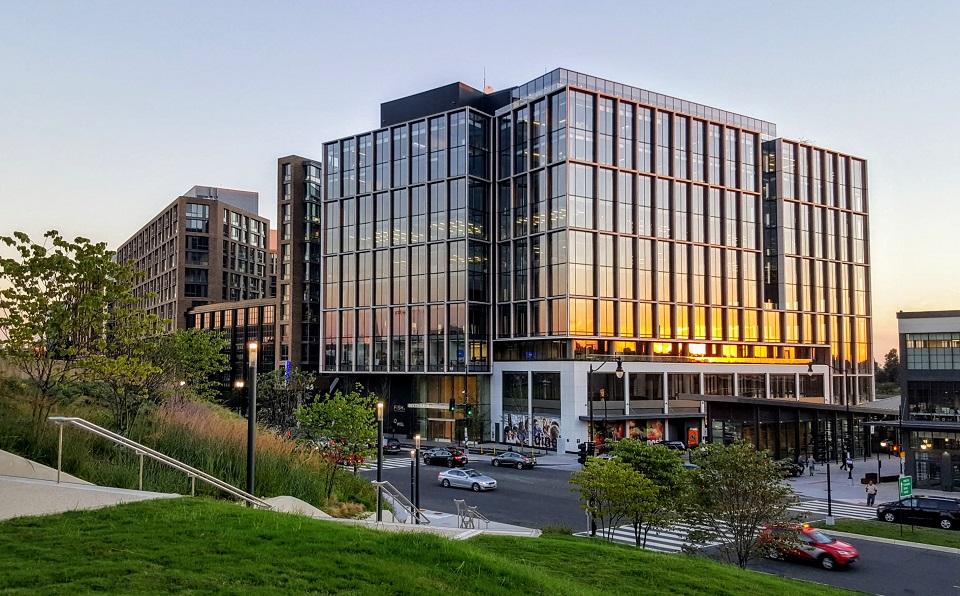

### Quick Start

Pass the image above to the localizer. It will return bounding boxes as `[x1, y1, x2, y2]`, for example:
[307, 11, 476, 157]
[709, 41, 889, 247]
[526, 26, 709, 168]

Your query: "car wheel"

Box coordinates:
[940, 518, 954, 530]
[471, 483, 481, 492]
[492, 460, 499, 467]
[516, 462, 523, 470]
[882, 512, 896, 523]
[819, 555, 836, 570]
[441, 479, 450, 488]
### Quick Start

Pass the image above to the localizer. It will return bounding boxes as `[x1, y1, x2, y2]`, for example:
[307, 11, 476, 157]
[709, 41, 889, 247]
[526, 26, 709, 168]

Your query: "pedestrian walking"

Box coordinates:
[846, 456, 854, 480]
[865, 480, 878, 506]
[808, 458, 816, 476]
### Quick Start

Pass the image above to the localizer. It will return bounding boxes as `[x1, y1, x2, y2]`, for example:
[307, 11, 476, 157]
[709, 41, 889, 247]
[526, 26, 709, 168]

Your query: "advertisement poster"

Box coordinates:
[502, 412, 560, 451]
[628, 420, 664, 442]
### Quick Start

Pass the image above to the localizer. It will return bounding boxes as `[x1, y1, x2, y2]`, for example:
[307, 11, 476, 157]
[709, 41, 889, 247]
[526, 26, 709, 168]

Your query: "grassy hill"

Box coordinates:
[0, 499, 851, 595]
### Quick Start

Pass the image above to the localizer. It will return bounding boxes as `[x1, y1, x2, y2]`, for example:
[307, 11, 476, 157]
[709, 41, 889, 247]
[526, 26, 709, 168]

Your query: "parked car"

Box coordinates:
[664, 441, 687, 451]
[759, 523, 859, 570]
[492, 451, 536, 469]
[438, 468, 497, 492]
[383, 438, 402, 455]
[877, 496, 960, 530]
[682, 462, 700, 471]
[776, 458, 805, 478]
[422, 448, 468, 467]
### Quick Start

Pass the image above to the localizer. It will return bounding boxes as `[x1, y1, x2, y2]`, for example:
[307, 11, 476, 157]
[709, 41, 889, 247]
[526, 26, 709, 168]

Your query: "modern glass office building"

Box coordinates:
[309, 68, 873, 450]
[895, 310, 960, 491]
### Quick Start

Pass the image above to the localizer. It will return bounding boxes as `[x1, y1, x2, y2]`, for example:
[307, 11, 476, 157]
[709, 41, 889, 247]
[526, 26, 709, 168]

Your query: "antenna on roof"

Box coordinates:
[483, 67, 486, 90]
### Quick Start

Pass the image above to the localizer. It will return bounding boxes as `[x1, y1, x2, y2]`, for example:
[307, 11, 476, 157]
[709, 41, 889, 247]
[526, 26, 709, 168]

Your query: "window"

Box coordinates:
[570, 91, 594, 161]
[185, 203, 209, 233]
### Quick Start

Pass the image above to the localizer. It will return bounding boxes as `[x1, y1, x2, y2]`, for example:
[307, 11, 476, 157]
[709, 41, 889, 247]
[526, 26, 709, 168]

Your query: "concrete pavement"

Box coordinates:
[787, 456, 957, 504]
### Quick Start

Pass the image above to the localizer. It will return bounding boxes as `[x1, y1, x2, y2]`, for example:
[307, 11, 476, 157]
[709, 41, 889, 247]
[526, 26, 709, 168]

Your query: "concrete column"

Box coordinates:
[662, 372, 669, 414]
[698, 372, 705, 395]
[733, 372, 739, 396]
[527, 370, 533, 449]
[764, 373, 771, 399]
[623, 369, 631, 415]
[794, 372, 801, 401]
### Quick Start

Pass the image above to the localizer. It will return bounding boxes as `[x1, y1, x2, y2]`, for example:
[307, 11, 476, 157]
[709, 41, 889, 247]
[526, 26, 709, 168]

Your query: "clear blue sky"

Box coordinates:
[1, 0, 958, 354]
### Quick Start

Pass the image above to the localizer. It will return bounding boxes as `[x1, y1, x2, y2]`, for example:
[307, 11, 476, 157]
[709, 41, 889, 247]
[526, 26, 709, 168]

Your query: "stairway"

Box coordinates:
[0, 450, 178, 521]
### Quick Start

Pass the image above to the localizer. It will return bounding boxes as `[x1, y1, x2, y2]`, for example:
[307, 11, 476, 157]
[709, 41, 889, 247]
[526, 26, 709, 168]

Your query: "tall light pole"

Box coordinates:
[587, 357, 623, 452]
[414, 433, 421, 521]
[376, 400, 384, 522]
[246, 341, 258, 497]
[409, 449, 416, 521]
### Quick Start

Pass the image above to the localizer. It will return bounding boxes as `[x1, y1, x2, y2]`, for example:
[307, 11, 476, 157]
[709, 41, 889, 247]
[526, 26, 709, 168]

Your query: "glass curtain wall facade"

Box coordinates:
[763, 139, 872, 404]
[321, 106, 494, 441]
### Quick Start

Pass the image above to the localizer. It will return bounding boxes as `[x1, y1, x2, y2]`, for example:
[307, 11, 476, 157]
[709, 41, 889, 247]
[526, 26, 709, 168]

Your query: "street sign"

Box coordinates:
[282, 360, 292, 384]
[899, 475, 912, 497]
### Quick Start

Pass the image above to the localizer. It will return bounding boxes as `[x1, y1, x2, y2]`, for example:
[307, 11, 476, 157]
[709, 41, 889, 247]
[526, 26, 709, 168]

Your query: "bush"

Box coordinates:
[0, 395, 374, 514]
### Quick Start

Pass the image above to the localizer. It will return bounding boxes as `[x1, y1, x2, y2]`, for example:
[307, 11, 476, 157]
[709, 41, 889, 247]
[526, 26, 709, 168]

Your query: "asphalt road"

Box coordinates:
[751, 537, 960, 596]
[370, 457, 960, 595]
[374, 456, 587, 530]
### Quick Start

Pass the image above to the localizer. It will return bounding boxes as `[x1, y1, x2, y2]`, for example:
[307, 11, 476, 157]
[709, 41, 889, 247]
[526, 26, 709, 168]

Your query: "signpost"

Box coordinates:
[898, 474, 912, 538]
[899, 475, 912, 497]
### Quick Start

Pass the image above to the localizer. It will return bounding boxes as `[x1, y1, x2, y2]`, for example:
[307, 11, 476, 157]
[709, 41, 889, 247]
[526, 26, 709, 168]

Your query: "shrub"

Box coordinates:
[0, 396, 374, 513]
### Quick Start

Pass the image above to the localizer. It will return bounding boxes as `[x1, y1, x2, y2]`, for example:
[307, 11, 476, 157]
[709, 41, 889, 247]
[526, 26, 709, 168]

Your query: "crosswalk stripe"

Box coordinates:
[789, 500, 876, 520]
[341, 458, 414, 472]
[575, 523, 730, 553]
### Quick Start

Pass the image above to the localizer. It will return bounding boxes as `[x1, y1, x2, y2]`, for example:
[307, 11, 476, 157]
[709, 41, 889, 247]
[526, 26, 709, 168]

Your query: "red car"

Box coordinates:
[760, 523, 859, 570]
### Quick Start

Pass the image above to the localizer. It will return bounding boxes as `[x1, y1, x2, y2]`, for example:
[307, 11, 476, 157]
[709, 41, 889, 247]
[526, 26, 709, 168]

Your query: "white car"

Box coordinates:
[438, 468, 497, 492]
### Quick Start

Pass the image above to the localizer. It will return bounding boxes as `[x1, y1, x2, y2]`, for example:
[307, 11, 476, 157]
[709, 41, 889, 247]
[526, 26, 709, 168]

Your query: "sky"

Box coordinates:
[1, 0, 958, 356]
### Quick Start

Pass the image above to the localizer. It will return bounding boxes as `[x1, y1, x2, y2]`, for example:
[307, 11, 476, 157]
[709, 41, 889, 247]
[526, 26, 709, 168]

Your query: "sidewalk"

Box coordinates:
[787, 456, 957, 504]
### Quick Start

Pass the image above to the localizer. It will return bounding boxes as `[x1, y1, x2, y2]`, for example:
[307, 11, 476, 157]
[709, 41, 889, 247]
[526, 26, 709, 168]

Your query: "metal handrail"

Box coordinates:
[371, 480, 431, 525]
[48, 416, 271, 509]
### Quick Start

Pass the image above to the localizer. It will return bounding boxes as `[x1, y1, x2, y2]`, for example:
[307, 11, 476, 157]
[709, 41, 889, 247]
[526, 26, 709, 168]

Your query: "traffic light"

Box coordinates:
[466, 405, 474, 418]
[449, 398, 455, 412]
[577, 443, 588, 465]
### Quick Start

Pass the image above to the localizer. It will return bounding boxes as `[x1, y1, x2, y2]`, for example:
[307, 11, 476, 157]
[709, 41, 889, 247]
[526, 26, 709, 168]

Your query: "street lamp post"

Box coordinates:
[376, 401, 384, 523]
[409, 449, 416, 521]
[414, 434, 421, 521]
[587, 358, 624, 452]
[246, 341, 258, 497]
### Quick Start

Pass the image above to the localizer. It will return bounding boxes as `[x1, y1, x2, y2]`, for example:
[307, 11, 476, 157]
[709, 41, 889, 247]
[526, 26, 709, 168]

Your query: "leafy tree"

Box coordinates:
[570, 458, 637, 540]
[82, 265, 165, 435]
[256, 367, 317, 431]
[687, 442, 794, 568]
[295, 385, 378, 499]
[147, 329, 230, 404]
[0, 231, 131, 437]
[876, 348, 900, 384]
[611, 439, 688, 545]
[620, 471, 661, 547]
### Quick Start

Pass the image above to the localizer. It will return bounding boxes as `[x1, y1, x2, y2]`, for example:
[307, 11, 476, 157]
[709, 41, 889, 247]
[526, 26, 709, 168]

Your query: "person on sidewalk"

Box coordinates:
[846, 456, 854, 480]
[808, 458, 816, 476]
[865, 480, 878, 506]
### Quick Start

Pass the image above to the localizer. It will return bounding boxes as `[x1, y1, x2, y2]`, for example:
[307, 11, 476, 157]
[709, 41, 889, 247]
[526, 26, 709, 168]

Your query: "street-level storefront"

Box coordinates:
[701, 395, 896, 462]
[491, 359, 823, 454]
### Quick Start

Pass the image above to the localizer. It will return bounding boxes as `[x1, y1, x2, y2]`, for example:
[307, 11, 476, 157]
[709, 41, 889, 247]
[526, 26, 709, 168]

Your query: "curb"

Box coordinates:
[817, 528, 960, 555]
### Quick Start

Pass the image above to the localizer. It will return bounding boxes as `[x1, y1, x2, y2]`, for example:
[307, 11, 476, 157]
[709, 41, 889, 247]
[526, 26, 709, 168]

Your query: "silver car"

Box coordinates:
[437, 468, 497, 492]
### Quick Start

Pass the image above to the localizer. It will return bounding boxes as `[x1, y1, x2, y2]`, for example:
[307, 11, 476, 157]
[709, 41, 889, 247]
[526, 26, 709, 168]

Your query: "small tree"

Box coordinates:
[687, 442, 794, 568]
[621, 471, 661, 547]
[612, 439, 688, 546]
[257, 367, 318, 431]
[148, 329, 230, 404]
[295, 385, 378, 499]
[570, 458, 637, 540]
[0, 231, 133, 437]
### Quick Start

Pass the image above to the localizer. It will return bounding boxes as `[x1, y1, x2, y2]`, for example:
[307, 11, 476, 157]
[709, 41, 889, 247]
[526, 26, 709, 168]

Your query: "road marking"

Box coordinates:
[574, 522, 729, 554]
[341, 458, 415, 472]
[789, 500, 876, 520]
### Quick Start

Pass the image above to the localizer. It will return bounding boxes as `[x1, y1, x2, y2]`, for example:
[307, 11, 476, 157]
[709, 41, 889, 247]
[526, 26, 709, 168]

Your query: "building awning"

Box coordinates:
[862, 419, 960, 431]
[578, 412, 705, 422]
[685, 394, 897, 417]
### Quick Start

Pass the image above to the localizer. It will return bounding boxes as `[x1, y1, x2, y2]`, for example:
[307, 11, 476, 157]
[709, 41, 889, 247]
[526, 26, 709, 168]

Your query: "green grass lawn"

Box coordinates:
[0, 499, 853, 596]
[817, 518, 960, 550]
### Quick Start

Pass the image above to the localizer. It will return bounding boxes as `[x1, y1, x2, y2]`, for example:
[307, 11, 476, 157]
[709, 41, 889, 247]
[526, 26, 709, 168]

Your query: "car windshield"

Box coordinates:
[465, 470, 482, 477]
[807, 530, 835, 544]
